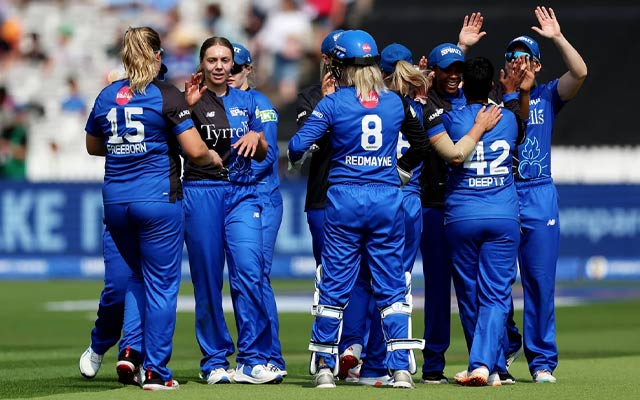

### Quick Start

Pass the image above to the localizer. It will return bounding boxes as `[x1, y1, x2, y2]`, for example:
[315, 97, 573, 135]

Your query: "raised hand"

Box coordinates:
[520, 57, 536, 92]
[321, 72, 336, 97]
[184, 72, 207, 107]
[417, 55, 428, 71]
[499, 57, 527, 94]
[458, 12, 487, 51]
[532, 6, 562, 39]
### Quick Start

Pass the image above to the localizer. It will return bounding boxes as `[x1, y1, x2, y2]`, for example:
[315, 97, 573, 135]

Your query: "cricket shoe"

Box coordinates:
[116, 346, 143, 386]
[392, 370, 415, 388]
[487, 372, 503, 387]
[232, 364, 283, 384]
[453, 369, 469, 385]
[204, 368, 231, 384]
[533, 369, 556, 383]
[79, 346, 103, 379]
[420, 371, 449, 384]
[498, 371, 516, 385]
[142, 369, 180, 390]
[267, 362, 288, 377]
[314, 367, 336, 388]
[464, 367, 489, 387]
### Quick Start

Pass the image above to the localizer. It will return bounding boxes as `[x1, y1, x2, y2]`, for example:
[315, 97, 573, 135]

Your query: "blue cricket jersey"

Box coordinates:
[440, 103, 520, 224]
[515, 79, 565, 180]
[184, 86, 264, 184]
[249, 88, 280, 200]
[289, 87, 426, 186]
[85, 79, 195, 204]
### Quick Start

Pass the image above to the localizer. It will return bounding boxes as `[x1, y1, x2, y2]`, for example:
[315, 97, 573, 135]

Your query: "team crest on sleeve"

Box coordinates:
[260, 109, 278, 122]
[116, 86, 133, 105]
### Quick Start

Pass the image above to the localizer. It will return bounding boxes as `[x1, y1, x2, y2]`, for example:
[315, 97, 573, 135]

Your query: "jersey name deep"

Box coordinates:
[200, 121, 249, 146]
[345, 155, 392, 166]
[468, 176, 506, 187]
[106, 142, 148, 154]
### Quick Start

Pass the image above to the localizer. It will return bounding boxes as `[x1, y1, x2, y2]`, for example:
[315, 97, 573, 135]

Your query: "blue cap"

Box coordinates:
[506, 35, 541, 61]
[428, 43, 464, 69]
[379, 43, 413, 73]
[321, 29, 344, 54]
[232, 43, 252, 65]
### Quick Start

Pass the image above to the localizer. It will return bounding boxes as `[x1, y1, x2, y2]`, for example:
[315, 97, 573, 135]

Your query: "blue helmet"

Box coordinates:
[331, 30, 379, 66]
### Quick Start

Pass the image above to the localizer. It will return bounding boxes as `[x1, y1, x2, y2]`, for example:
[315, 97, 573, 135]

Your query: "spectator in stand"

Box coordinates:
[254, 0, 314, 106]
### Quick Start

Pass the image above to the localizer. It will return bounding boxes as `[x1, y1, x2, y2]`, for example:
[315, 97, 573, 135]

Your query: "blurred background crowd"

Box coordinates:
[0, 0, 637, 183]
[0, 0, 372, 181]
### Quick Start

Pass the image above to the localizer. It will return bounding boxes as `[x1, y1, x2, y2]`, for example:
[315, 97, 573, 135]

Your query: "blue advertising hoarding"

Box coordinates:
[1, 182, 639, 280]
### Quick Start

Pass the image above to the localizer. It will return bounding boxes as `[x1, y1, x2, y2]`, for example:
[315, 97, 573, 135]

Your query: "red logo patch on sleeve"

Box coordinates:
[116, 86, 133, 106]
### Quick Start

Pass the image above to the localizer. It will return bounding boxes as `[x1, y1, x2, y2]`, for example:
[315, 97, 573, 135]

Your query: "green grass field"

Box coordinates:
[0, 280, 639, 400]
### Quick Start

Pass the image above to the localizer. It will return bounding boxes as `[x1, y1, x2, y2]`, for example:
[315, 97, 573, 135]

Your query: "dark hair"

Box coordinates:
[462, 56, 494, 102]
[198, 36, 234, 63]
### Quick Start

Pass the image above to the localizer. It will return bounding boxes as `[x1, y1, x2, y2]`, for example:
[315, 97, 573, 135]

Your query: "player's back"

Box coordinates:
[87, 79, 187, 204]
[323, 87, 405, 186]
[441, 103, 519, 224]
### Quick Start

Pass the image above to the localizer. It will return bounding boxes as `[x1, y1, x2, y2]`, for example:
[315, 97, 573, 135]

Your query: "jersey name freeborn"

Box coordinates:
[468, 176, 506, 187]
[200, 121, 250, 146]
[345, 155, 392, 166]
[106, 142, 148, 154]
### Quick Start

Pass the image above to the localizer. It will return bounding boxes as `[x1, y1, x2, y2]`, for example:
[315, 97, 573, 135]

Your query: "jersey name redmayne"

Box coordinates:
[345, 155, 392, 167]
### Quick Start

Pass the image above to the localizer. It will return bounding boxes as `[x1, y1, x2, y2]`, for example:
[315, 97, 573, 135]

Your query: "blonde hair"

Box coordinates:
[384, 60, 429, 98]
[341, 64, 387, 101]
[121, 27, 161, 94]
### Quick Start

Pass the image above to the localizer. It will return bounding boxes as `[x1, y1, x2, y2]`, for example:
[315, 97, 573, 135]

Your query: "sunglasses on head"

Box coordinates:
[154, 47, 164, 56]
[230, 63, 245, 75]
[505, 51, 531, 62]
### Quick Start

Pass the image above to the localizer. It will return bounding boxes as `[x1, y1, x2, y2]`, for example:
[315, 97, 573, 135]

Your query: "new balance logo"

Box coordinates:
[253, 212, 260, 218]
[206, 111, 216, 118]
[547, 219, 556, 226]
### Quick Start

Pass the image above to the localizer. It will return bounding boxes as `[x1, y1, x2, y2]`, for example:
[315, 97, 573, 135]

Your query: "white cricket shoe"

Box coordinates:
[232, 364, 283, 384]
[533, 369, 557, 383]
[392, 370, 415, 388]
[205, 368, 231, 384]
[267, 363, 288, 377]
[314, 368, 336, 388]
[79, 347, 103, 379]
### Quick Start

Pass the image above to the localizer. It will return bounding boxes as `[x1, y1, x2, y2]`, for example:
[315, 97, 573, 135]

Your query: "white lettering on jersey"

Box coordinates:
[467, 176, 506, 187]
[427, 108, 444, 122]
[229, 107, 248, 117]
[106, 142, 148, 154]
[200, 121, 250, 146]
[178, 109, 190, 118]
[344, 155, 392, 166]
